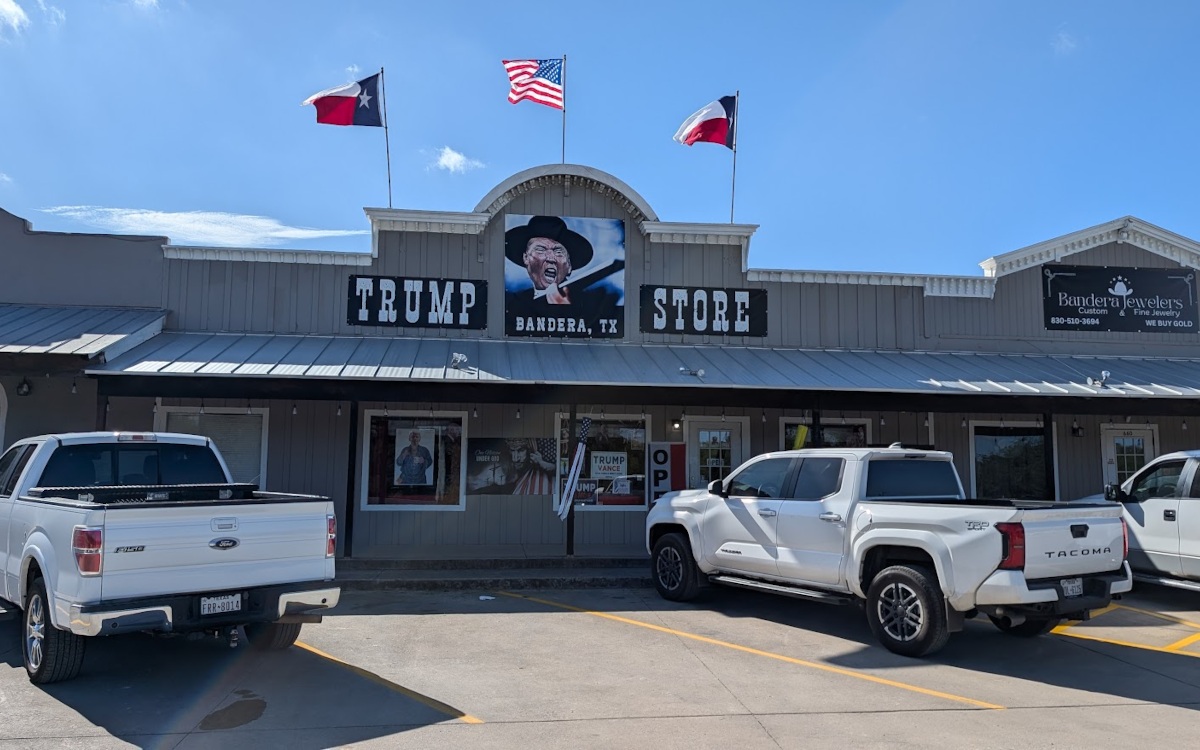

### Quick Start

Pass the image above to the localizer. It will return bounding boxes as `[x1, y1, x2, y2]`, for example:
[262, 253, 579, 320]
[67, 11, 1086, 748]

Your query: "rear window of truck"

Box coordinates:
[865, 459, 962, 499]
[37, 444, 227, 487]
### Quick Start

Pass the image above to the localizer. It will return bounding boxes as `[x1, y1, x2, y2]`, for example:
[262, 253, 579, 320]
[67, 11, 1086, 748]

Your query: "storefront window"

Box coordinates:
[781, 420, 869, 450]
[363, 412, 465, 510]
[972, 424, 1047, 500]
[556, 415, 648, 510]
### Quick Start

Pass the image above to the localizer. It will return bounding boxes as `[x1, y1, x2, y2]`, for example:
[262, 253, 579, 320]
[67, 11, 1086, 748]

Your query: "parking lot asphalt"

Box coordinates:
[2, 583, 1199, 749]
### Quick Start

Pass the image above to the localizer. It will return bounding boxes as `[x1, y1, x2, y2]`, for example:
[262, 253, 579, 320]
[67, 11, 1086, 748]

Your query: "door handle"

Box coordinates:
[820, 512, 843, 523]
[1165, 509, 1177, 522]
[758, 509, 777, 518]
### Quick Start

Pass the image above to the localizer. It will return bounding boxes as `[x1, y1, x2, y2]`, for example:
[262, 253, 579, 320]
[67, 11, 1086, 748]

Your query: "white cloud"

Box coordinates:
[40, 206, 368, 247]
[131, 0, 158, 8]
[434, 146, 484, 174]
[1053, 31, 1078, 56]
[346, 64, 360, 77]
[0, 172, 12, 184]
[36, 0, 65, 25]
[0, 0, 31, 34]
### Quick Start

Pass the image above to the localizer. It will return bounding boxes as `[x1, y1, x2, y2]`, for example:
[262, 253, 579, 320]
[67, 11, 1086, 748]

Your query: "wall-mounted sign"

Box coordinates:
[348, 275, 487, 329]
[639, 286, 767, 336]
[504, 215, 625, 338]
[1042, 265, 1198, 333]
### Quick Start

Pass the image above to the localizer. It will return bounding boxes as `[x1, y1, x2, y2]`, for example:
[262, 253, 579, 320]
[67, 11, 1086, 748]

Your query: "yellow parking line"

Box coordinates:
[1164, 632, 1200, 652]
[295, 642, 485, 724]
[1052, 629, 1200, 659]
[1053, 604, 1119, 634]
[1112, 604, 1200, 630]
[499, 592, 1004, 711]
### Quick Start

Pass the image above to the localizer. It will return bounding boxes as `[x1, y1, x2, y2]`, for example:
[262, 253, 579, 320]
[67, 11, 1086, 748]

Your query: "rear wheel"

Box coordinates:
[865, 564, 950, 658]
[651, 533, 703, 602]
[24, 576, 86, 684]
[988, 615, 1061, 637]
[244, 621, 302, 650]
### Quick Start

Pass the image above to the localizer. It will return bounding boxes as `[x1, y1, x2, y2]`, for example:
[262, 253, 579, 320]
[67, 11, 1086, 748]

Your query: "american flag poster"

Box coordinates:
[464, 437, 556, 496]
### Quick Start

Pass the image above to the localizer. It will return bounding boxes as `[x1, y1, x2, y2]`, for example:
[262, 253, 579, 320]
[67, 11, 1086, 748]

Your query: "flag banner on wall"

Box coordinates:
[557, 417, 592, 519]
[502, 59, 565, 109]
[302, 73, 383, 126]
[465, 437, 556, 496]
[673, 95, 736, 149]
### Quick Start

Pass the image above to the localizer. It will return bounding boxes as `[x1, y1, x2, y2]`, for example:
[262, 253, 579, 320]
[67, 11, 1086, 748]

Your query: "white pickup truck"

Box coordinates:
[647, 446, 1133, 657]
[1099, 450, 1200, 592]
[0, 431, 340, 683]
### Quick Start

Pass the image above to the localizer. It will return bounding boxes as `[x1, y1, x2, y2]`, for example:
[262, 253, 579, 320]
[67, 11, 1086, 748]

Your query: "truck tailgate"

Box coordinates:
[100, 501, 333, 600]
[1019, 503, 1125, 580]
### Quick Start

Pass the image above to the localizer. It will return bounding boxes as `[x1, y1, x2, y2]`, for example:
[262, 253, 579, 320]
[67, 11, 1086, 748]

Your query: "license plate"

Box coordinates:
[1061, 578, 1084, 598]
[200, 593, 242, 615]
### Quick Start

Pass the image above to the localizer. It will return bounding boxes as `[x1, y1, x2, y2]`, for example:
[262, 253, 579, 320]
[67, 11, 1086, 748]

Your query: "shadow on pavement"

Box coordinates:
[0, 617, 471, 749]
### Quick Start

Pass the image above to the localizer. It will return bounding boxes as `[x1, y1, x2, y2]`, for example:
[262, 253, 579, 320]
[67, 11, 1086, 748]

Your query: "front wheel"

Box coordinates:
[651, 532, 703, 602]
[244, 621, 302, 650]
[988, 615, 1061, 637]
[24, 576, 86, 684]
[864, 564, 950, 658]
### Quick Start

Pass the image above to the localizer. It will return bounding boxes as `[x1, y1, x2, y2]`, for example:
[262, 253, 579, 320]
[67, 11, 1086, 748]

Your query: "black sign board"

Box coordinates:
[348, 275, 487, 329]
[639, 285, 768, 336]
[1042, 265, 1198, 333]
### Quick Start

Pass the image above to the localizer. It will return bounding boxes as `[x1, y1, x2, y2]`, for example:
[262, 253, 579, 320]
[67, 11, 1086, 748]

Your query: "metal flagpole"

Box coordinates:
[730, 90, 739, 223]
[561, 55, 567, 164]
[380, 66, 394, 208]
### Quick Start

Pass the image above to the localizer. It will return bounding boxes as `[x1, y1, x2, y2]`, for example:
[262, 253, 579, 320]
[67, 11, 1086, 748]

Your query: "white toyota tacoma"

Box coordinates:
[647, 446, 1133, 657]
[0, 432, 340, 683]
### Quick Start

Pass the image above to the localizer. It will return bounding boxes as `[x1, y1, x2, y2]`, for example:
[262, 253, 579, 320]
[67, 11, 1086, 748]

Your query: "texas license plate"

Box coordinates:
[1061, 578, 1083, 598]
[200, 593, 242, 615]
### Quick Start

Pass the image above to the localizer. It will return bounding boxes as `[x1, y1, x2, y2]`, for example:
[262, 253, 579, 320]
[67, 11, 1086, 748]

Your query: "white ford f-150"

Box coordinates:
[0, 431, 340, 683]
[647, 446, 1133, 657]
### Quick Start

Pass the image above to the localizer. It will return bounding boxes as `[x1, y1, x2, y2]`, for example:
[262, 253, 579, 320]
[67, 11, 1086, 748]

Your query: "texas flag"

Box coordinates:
[673, 95, 737, 149]
[302, 73, 383, 127]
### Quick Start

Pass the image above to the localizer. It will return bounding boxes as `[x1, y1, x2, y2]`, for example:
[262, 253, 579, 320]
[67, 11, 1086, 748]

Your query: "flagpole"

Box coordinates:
[730, 89, 739, 223]
[380, 66, 394, 208]
[560, 55, 567, 164]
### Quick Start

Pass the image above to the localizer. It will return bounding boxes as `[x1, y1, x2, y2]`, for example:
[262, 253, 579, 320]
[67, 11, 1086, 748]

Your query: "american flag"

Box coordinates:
[557, 417, 593, 520]
[502, 59, 564, 110]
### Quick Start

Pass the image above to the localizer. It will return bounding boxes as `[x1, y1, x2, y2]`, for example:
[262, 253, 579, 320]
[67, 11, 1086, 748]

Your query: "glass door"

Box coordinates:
[1102, 425, 1158, 486]
[687, 419, 747, 489]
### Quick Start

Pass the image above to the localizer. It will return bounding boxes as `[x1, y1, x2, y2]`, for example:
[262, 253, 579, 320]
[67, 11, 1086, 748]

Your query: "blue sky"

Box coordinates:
[2, 1, 1199, 276]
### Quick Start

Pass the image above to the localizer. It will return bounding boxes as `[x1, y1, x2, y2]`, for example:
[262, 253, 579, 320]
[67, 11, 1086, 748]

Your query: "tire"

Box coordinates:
[988, 615, 1061, 638]
[865, 564, 950, 658]
[651, 532, 703, 602]
[24, 577, 86, 684]
[244, 621, 302, 650]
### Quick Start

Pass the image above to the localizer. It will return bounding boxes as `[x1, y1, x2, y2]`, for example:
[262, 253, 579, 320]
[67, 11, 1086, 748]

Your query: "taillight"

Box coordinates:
[1121, 517, 1128, 561]
[72, 526, 103, 576]
[996, 522, 1026, 570]
[326, 515, 337, 558]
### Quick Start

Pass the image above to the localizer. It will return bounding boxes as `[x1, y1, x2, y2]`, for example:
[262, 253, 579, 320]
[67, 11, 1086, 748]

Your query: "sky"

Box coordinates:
[3, 1, 1200, 276]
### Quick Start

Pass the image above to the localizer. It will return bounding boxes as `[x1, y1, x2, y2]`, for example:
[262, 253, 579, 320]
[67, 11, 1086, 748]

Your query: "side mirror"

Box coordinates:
[1103, 483, 1126, 503]
[707, 479, 727, 497]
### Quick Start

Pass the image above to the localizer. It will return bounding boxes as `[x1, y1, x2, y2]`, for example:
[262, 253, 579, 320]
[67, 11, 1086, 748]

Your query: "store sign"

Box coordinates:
[639, 286, 767, 336]
[649, 442, 686, 500]
[1042, 265, 1198, 333]
[348, 275, 487, 329]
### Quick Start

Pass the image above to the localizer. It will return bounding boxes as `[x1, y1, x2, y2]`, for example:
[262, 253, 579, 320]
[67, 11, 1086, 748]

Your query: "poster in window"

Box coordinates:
[394, 428, 436, 486]
[504, 215, 625, 338]
[366, 417, 463, 508]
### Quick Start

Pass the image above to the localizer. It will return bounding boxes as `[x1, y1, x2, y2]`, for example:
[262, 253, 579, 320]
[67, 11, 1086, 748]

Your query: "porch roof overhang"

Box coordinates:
[0, 304, 166, 371]
[85, 332, 1200, 407]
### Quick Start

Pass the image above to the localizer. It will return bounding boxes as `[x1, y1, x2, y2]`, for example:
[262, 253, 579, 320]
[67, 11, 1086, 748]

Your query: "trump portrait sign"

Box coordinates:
[504, 215, 625, 338]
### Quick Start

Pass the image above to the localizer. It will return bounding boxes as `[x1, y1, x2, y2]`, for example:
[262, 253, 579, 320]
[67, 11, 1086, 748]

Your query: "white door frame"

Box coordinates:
[967, 420, 1060, 499]
[683, 416, 750, 489]
[1100, 423, 1159, 487]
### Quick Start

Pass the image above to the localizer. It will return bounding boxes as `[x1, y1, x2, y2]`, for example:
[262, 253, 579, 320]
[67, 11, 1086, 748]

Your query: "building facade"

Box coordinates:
[3, 164, 1200, 560]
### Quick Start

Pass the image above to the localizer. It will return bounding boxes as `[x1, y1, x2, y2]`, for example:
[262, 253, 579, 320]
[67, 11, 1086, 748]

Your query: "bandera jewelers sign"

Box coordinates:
[1042, 264, 1198, 333]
